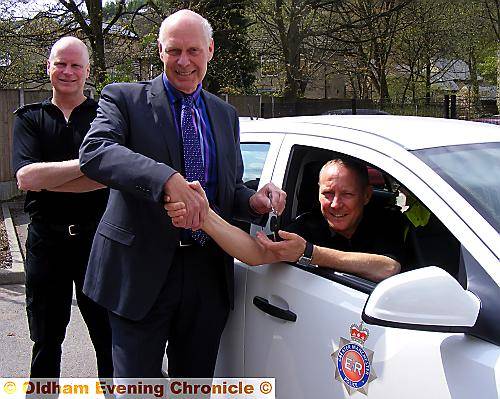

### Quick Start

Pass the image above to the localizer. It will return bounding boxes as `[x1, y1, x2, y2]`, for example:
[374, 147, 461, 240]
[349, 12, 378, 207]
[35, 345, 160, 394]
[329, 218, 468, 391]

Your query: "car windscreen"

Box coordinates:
[413, 142, 500, 234]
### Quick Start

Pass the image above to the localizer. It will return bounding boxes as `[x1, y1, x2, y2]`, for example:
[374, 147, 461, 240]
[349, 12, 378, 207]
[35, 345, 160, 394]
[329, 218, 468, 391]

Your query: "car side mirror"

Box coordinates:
[362, 266, 480, 332]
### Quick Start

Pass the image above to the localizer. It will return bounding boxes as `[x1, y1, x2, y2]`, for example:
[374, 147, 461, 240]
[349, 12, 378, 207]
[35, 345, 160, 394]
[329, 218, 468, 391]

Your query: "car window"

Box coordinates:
[413, 142, 500, 233]
[279, 144, 461, 292]
[235, 142, 271, 233]
[241, 142, 270, 190]
[397, 187, 461, 279]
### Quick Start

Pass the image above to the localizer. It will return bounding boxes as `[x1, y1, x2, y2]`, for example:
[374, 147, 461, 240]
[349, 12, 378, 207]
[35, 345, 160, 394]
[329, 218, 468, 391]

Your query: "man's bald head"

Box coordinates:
[49, 37, 90, 66]
[158, 9, 213, 45]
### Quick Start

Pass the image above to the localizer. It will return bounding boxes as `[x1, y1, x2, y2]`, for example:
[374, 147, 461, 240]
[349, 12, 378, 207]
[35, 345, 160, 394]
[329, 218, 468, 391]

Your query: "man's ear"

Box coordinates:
[207, 38, 214, 62]
[46, 60, 50, 76]
[158, 41, 164, 59]
[364, 185, 373, 205]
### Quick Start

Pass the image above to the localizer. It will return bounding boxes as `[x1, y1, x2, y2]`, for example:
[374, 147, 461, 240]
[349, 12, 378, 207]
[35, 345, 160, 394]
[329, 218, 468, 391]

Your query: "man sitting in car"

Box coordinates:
[257, 158, 403, 282]
[165, 157, 403, 282]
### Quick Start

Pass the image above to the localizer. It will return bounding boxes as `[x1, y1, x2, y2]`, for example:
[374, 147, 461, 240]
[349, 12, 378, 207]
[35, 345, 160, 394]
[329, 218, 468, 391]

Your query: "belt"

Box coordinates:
[179, 237, 195, 247]
[178, 237, 214, 248]
[31, 219, 97, 237]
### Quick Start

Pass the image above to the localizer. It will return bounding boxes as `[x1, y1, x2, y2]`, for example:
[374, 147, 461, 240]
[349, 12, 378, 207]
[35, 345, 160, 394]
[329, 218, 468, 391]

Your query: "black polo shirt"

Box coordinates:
[286, 205, 405, 264]
[12, 98, 108, 224]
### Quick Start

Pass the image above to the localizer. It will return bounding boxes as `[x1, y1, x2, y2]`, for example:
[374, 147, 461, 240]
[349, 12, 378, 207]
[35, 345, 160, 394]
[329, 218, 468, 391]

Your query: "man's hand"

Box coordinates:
[249, 182, 286, 215]
[164, 200, 186, 228]
[255, 230, 307, 263]
[164, 181, 208, 229]
[163, 174, 207, 230]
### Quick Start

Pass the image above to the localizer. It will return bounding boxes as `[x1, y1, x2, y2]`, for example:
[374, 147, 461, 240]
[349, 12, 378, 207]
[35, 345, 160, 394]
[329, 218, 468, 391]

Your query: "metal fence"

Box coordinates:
[380, 101, 445, 118]
[223, 95, 466, 120]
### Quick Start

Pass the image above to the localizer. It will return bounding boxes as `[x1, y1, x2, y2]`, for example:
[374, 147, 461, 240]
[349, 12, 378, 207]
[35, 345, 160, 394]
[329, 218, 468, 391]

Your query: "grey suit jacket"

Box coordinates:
[79, 75, 256, 320]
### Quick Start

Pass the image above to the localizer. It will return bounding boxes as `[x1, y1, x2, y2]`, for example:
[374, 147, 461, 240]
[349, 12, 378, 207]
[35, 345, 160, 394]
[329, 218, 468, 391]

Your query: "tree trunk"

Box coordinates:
[275, 0, 299, 100]
[86, 0, 107, 86]
[468, 49, 480, 118]
[497, 44, 500, 113]
[425, 60, 431, 105]
[379, 69, 391, 104]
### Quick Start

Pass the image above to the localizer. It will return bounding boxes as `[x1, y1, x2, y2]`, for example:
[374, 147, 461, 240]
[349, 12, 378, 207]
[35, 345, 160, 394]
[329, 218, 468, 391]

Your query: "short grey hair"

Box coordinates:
[320, 158, 369, 188]
[158, 9, 213, 45]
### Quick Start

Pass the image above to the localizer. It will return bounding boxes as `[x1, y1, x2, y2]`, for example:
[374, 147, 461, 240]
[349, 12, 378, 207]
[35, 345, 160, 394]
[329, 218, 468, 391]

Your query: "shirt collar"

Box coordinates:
[42, 97, 95, 111]
[162, 73, 202, 105]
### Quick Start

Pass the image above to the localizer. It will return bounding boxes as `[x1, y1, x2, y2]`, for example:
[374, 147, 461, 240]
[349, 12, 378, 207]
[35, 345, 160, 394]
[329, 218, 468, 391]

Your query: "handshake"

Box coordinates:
[163, 172, 287, 230]
[164, 179, 208, 229]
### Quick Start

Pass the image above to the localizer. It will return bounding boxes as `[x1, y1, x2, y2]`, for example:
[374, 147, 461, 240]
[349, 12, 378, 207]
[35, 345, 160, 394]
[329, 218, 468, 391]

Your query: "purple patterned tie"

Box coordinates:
[181, 95, 209, 245]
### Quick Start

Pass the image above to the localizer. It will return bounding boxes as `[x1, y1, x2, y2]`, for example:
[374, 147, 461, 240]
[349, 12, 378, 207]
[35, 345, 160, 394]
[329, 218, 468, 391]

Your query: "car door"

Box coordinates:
[214, 131, 284, 377]
[242, 132, 499, 399]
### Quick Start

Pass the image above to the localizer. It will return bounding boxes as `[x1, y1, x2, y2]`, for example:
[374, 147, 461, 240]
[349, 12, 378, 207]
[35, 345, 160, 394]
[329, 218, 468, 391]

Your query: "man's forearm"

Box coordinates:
[312, 246, 401, 282]
[48, 175, 106, 193]
[16, 160, 82, 191]
[203, 209, 275, 266]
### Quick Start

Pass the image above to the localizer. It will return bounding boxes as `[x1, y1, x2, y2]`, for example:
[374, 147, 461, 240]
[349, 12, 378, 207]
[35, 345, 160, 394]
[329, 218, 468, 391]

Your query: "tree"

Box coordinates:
[450, 0, 495, 117]
[198, 0, 257, 94]
[0, 0, 134, 89]
[0, 1, 60, 88]
[249, 0, 335, 99]
[57, 0, 128, 86]
[249, 0, 412, 101]
[483, 0, 500, 111]
[330, 0, 411, 103]
[391, 0, 455, 105]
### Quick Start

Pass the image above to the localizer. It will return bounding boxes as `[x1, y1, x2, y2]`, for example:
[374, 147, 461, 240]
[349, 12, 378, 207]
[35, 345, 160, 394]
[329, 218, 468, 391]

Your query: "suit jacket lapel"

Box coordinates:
[148, 75, 182, 172]
[202, 90, 229, 208]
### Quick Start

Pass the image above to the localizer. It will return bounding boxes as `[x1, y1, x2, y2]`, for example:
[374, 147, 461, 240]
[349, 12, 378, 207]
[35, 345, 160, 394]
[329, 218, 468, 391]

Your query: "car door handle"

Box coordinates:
[253, 296, 297, 322]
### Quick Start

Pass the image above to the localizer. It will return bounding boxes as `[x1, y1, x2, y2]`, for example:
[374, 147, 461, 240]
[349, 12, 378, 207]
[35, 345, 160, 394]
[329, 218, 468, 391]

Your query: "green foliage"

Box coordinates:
[195, 0, 257, 94]
[0, 16, 59, 88]
[478, 43, 498, 84]
[206, 21, 257, 94]
[95, 60, 136, 94]
[103, 0, 147, 20]
[478, 55, 497, 85]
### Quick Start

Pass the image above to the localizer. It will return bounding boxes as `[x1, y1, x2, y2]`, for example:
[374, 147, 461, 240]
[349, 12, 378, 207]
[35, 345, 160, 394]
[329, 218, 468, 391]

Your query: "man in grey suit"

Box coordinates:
[79, 9, 285, 378]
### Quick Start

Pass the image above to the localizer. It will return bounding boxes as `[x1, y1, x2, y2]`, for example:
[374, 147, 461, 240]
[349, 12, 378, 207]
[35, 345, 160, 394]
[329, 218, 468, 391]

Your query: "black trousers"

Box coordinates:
[24, 221, 113, 378]
[108, 244, 230, 378]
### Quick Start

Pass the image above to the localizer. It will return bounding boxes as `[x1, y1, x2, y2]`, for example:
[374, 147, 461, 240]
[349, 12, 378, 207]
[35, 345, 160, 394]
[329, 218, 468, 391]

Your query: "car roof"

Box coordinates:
[240, 115, 500, 150]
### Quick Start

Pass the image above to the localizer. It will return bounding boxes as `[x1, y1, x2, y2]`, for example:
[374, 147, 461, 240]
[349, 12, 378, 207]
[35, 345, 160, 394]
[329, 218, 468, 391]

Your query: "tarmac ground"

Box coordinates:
[0, 284, 98, 377]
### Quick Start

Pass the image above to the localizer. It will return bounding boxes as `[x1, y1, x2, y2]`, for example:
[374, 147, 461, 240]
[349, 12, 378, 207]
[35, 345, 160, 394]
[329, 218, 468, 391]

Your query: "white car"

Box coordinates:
[213, 115, 500, 399]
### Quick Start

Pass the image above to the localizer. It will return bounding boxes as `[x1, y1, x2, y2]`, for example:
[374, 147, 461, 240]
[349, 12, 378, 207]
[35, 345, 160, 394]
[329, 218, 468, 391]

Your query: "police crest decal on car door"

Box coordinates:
[332, 322, 377, 395]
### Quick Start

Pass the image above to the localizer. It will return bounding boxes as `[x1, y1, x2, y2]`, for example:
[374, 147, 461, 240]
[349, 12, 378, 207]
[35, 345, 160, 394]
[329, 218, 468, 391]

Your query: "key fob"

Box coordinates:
[270, 215, 281, 241]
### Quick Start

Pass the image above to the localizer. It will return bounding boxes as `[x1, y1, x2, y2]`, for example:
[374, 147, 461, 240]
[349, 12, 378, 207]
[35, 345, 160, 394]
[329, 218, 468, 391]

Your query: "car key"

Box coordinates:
[270, 215, 282, 241]
[269, 192, 281, 241]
